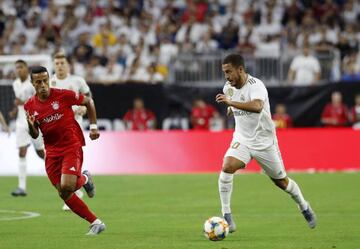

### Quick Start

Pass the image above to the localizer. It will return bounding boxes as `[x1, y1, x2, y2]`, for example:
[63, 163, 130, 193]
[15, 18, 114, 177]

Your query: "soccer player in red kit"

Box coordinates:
[24, 66, 105, 235]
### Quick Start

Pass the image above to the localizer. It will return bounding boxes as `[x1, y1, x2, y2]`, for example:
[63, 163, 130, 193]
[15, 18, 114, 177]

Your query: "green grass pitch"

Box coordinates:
[0, 173, 359, 249]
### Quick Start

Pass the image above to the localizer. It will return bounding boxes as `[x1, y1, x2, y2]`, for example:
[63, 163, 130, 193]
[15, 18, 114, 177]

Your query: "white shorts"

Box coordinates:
[16, 125, 44, 150]
[224, 139, 287, 179]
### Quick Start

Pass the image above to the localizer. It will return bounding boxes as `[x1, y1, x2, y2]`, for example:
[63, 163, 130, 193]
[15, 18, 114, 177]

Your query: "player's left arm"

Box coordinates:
[216, 96, 264, 113]
[216, 80, 266, 113]
[80, 96, 100, 140]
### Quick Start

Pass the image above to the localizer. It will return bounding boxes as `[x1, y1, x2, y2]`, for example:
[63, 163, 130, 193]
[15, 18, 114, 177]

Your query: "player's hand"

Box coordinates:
[89, 129, 100, 140]
[216, 94, 231, 106]
[25, 111, 37, 127]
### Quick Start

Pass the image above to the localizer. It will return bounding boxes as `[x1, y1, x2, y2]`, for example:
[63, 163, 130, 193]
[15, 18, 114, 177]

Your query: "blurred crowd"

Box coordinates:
[0, 0, 359, 84]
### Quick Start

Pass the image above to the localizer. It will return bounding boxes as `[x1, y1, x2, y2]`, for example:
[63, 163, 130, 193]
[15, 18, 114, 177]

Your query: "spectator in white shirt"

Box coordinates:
[287, 45, 321, 86]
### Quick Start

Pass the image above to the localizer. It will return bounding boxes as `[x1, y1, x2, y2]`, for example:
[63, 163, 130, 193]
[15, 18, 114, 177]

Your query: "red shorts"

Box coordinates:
[45, 147, 83, 186]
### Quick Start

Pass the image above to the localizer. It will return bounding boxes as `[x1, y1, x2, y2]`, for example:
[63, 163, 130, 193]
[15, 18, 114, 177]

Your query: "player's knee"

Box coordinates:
[36, 150, 45, 159]
[272, 178, 288, 190]
[19, 148, 27, 158]
[222, 162, 238, 174]
[222, 157, 245, 173]
[60, 182, 76, 193]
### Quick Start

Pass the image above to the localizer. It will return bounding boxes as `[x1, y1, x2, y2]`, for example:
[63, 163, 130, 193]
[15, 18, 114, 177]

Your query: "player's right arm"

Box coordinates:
[25, 111, 40, 139]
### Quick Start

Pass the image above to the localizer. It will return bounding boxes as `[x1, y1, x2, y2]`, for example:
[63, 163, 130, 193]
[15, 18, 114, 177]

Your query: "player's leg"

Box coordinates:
[60, 148, 105, 235]
[220, 141, 251, 233]
[12, 127, 31, 196]
[253, 144, 316, 228]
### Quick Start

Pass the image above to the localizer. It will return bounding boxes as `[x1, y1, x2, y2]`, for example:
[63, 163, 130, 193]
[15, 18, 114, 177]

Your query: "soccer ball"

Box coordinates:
[203, 216, 229, 241]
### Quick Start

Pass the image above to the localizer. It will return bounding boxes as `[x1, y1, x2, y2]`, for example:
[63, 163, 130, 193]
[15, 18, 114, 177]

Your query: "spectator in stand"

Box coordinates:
[287, 44, 321, 86]
[190, 98, 219, 130]
[123, 98, 157, 131]
[272, 103, 293, 128]
[341, 50, 360, 81]
[350, 94, 360, 129]
[321, 91, 348, 127]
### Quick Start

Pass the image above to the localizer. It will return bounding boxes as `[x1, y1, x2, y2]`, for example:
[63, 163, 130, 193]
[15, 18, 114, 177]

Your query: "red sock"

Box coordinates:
[75, 175, 86, 190]
[65, 194, 97, 223]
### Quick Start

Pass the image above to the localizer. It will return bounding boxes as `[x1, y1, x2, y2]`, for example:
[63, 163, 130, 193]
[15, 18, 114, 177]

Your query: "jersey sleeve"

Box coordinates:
[78, 76, 90, 95]
[12, 81, 20, 99]
[61, 89, 84, 107]
[250, 80, 267, 101]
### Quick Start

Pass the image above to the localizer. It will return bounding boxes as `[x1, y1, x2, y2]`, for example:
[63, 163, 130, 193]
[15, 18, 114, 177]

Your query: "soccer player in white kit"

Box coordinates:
[10, 60, 45, 196]
[215, 54, 316, 232]
[51, 53, 91, 210]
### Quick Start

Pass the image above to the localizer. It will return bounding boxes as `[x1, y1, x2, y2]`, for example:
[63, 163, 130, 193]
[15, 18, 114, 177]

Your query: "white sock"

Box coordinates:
[91, 218, 102, 225]
[219, 171, 234, 215]
[18, 157, 27, 190]
[285, 178, 308, 211]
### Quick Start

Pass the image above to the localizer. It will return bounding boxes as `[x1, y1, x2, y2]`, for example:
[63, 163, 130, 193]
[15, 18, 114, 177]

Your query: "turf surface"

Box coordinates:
[0, 173, 359, 249]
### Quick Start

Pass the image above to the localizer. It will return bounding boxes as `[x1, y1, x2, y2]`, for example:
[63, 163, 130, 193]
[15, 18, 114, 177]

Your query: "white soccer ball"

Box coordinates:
[203, 216, 229, 241]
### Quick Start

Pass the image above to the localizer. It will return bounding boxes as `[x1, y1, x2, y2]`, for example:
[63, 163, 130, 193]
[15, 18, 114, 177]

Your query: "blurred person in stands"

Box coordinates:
[191, 98, 219, 130]
[287, 44, 321, 86]
[341, 50, 360, 82]
[0, 111, 10, 135]
[9, 60, 45, 197]
[51, 52, 91, 211]
[350, 94, 360, 129]
[321, 91, 348, 127]
[123, 98, 157, 131]
[272, 103, 292, 128]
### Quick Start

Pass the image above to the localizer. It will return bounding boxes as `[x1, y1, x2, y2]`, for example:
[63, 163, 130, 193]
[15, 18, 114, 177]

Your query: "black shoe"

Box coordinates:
[301, 203, 317, 229]
[82, 170, 95, 198]
[11, 187, 27, 197]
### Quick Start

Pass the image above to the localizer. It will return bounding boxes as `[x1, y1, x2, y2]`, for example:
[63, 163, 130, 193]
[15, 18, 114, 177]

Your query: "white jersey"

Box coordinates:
[12, 77, 35, 127]
[50, 74, 90, 127]
[223, 74, 276, 150]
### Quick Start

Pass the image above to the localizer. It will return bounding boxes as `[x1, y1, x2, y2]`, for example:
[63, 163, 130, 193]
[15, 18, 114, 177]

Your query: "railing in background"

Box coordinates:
[168, 50, 341, 86]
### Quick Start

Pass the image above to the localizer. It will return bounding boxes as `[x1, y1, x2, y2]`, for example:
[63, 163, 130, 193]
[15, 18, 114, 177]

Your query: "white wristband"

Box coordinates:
[89, 124, 98, 130]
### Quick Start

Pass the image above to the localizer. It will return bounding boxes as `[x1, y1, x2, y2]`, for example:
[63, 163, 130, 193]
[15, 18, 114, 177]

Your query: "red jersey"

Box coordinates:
[321, 103, 348, 127]
[24, 88, 85, 156]
[123, 109, 156, 131]
[191, 104, 216, 130]
[272, 114, 293, 128]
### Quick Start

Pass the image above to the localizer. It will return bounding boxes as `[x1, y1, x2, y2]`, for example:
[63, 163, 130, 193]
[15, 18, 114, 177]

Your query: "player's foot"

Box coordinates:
[11, 187, 27, 197]
[223, 213, 236, 233]
[86, 222, 106, 235]
[62, 190, 84, 211]
[301, 203, 316, 229]
[82, 170, 95, 198]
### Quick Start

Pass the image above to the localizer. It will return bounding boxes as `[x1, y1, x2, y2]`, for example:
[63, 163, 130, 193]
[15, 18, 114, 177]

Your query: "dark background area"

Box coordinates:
[1, 81, 359, 127]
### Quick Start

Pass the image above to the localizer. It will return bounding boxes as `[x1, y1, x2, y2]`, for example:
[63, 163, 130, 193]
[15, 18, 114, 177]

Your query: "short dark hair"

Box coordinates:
[15, 59, 27, 66]
[222, 54, 245, 68]
[30, 66, 49, 81]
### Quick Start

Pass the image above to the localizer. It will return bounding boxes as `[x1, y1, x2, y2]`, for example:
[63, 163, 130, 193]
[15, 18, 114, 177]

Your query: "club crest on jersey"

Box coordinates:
[51, 101, 59, 110]
[240, 94, 245, 101]
[226, 88, 234, 97]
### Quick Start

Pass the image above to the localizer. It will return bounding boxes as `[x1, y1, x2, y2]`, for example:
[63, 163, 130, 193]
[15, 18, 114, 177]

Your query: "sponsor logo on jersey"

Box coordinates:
[240, 94, 245, 101]
[33, 111, 39, 116]
[42, 113, 64, 123]
[69, 166, 76, 171]
[233, 110, 252, 116]
[51, 101, 60, 110]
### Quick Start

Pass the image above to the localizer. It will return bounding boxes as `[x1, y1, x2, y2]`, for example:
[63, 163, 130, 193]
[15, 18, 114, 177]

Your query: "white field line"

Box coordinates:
[0, 210, 40, 221]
